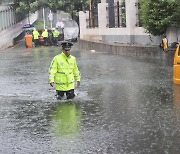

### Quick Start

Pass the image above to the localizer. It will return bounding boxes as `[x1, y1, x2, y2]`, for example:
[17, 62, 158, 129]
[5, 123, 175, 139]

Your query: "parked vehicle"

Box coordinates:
[61, 20, 79, 42]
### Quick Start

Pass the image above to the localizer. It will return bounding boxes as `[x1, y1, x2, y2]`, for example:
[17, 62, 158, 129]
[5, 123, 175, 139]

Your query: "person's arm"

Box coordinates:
[49, 57, 58, 87]
[73, 58, 81, 86]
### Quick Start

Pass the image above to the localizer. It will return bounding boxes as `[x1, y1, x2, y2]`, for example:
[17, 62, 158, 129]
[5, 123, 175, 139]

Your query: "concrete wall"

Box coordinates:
[166, 27, 179, 43]
[77, 39, 175, 65]
[0, 11, 38, 50]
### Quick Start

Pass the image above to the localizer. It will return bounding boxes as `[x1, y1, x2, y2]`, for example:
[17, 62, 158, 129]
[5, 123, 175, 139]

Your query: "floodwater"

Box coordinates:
[0, 42, 179, 154]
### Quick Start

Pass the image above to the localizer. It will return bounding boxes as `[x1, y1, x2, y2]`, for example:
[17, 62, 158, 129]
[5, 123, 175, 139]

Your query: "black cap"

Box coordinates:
[61, 41, 73, 47]
[61, 41, 73, 51]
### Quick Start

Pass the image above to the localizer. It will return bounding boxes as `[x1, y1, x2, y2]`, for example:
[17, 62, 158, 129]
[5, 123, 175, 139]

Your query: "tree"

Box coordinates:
[13, 0, 91, 23]
[13, 0, 102, 23]
[139, 0, 180, 36]
[14, 0, 38, 23]
[171, 0, 180, 28]
[48, 0, 90, 21]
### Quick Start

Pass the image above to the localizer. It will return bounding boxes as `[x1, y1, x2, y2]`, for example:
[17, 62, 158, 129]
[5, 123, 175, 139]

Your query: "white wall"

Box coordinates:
[166, 27, 178, 44]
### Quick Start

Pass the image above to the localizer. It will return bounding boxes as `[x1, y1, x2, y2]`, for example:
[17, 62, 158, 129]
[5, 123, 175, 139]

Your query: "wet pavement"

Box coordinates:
[0, 42, 179, 154]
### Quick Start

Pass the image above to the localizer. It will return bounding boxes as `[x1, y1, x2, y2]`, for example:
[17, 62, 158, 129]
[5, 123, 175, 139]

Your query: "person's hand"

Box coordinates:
[50, 82, 54, 87]
[77, 81, 80, 87]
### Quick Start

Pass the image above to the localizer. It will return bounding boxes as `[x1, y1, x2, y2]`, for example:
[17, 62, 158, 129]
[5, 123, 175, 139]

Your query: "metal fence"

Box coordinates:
[135, 2, 142, 27]
[86, 6, 99, 28]
[106, 1, 142, 28]
[0, 4, 23, 31]
[106, 1, 126, 28]
[92, 6, 98, 28]
[86, 1, 142, 29]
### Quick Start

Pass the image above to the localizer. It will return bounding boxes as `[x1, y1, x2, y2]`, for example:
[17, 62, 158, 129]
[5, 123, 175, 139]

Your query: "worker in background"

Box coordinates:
[32, 28, 40, 47]
[42, 29, 49, 46]
[49, 41, 81, 100]
[162, 35, 168, 52]
[52, 28, 60, 46]
[48, 29, 53, 46]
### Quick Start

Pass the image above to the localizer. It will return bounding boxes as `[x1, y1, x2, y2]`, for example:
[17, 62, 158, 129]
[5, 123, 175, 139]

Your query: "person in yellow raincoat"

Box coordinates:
[162, 35, 168, 51]
[52, 28, 60, 46]
[32, 28, 40, 47]
[42, 29, 49, 46]
[49, 41, 81, 100]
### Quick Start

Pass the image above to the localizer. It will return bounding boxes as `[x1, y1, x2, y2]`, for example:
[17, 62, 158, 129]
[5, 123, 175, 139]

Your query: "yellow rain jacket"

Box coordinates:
[49, 52, 81, 91]
[42, 29, 48, 38]
[33, 30, 40, 40]
[53, 30, 60, 38]
[162, 38, 168, 51]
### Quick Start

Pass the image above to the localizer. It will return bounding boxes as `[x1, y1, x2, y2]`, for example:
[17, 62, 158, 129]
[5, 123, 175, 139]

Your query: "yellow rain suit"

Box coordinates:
[33, 30, 39, 40]
[49, 52, 80, 91]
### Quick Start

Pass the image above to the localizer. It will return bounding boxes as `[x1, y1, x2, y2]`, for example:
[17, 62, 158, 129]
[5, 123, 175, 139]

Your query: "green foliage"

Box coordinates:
[121, 0, 126, 27]
[139, 0, 180, 36]
[172, 0, 180, 27]
[14, 0, 37, 19]
[13, 0, 90, 21]
[48, 0, 90, 20]
[33, 20, 44, 30]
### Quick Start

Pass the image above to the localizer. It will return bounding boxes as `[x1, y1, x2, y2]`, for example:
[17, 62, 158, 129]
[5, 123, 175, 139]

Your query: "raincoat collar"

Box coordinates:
[62, 51, 71, 59]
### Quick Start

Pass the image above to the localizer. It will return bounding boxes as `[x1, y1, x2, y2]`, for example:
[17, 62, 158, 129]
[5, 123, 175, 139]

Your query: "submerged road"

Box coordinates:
[0, 42, 179, 154]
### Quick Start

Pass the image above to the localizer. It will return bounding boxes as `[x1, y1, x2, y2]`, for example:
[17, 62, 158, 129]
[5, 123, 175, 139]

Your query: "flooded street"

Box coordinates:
[0, 42, 179, 154]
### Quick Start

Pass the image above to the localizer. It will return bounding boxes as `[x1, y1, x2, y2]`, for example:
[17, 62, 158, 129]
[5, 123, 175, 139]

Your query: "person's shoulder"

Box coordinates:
[54, 53, 62, 59]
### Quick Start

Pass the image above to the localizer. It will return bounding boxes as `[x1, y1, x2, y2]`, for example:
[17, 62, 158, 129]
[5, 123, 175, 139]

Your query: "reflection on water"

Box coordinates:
[173, 85, 180, 122]
[52, 102, 82, 136]
[174, 84, 180, 106]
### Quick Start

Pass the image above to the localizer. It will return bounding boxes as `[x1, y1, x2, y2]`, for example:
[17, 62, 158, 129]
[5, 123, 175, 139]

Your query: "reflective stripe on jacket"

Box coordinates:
[49, 52, 81, 91]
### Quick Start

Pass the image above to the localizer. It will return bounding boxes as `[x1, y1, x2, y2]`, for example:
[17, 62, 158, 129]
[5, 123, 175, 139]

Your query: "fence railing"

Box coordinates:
[87, 1, 142, 29]
[87, 6, 98, 28]
[135, 2, 142, 27]
[106, 1, 126, 28]
[0, 4, 24, 32]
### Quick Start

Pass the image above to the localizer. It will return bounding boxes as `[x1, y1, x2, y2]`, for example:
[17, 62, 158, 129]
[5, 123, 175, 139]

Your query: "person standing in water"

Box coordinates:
[49, 41, 81, 100]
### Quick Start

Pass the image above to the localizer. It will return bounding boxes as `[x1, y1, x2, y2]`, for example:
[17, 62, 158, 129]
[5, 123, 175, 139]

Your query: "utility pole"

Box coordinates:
[55, 0, 57, 12]
[89, 0, 93, 28]
[55, 0, 58, 22]
[43, 8, 46, 29]
[49, 10, 53, 29]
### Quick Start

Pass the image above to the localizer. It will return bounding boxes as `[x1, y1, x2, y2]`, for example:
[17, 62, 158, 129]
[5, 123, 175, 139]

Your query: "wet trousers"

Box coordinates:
[56, 89, 75, 100]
